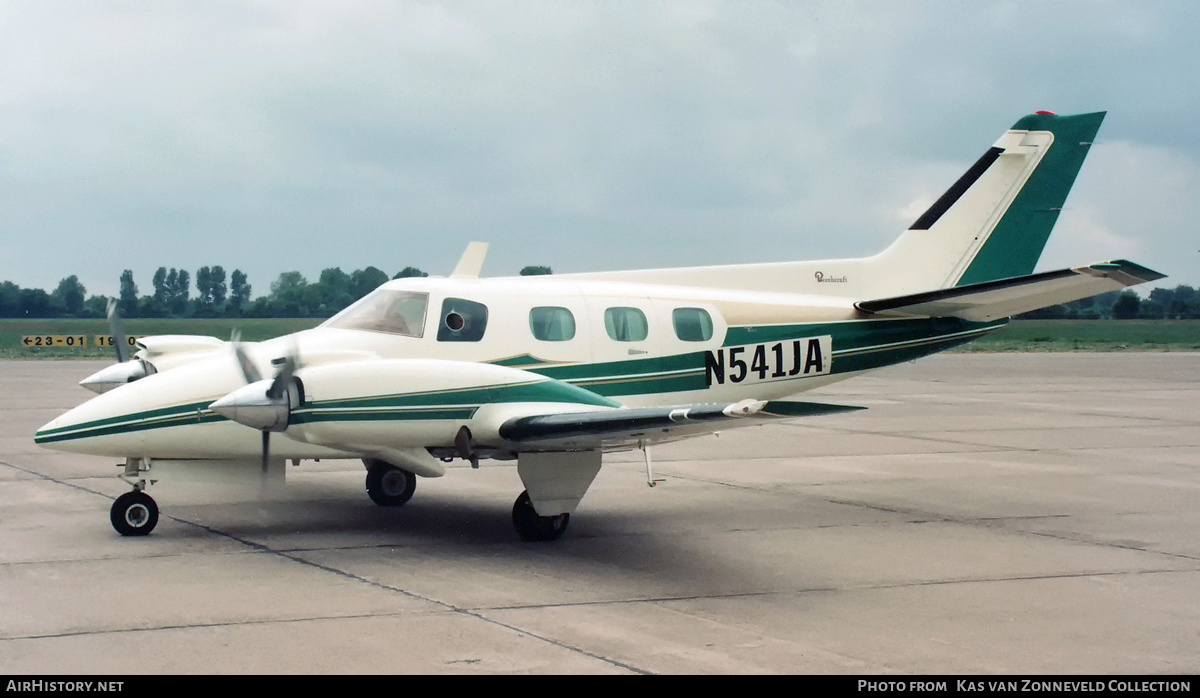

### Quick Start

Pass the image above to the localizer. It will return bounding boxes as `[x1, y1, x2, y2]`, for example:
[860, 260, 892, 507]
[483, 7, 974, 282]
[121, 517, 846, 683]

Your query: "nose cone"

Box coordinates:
[35, 416, 66, 446]
[34, 391, 148, 455]
[35, 350, 250, 457]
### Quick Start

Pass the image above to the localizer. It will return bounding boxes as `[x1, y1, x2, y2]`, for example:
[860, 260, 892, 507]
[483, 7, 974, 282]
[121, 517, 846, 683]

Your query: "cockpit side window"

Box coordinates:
[437, 298, 488, 342]
[322, 290, 428, 337]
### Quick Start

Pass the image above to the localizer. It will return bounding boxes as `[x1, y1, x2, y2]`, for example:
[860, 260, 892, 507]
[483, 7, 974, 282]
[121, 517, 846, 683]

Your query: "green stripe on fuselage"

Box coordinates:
[523, 317, 1006, 396]
[34, 400, 220, 444]
[39, 318, 1003, 445]
[38, 378, 622, 445]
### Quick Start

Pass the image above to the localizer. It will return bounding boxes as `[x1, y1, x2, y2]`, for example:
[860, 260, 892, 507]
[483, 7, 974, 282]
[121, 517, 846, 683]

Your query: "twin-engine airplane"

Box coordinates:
[36, 111, 1163, 541]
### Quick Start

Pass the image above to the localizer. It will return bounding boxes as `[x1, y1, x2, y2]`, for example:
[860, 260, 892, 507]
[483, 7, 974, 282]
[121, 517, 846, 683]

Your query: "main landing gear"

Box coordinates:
[363, 458, 568, 541]
[364, 459, 417, 507]
[111, 490, 159, 536]
[512, 490, 569, 542]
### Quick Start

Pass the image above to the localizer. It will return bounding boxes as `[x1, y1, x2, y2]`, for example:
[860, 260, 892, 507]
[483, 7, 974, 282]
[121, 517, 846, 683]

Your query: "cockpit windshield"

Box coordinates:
[321, 289, 429, 337]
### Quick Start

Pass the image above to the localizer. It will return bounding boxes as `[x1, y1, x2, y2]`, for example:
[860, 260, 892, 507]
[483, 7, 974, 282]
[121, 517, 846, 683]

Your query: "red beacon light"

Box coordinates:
[1034, 110, 1057, 115]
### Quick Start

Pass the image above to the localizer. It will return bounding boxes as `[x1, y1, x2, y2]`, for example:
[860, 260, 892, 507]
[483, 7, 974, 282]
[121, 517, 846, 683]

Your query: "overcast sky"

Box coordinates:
[3, 1, 1197, 299]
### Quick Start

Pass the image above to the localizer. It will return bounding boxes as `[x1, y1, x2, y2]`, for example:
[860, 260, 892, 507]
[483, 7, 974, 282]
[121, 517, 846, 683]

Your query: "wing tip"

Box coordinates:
[1091, 259, 1167, 284]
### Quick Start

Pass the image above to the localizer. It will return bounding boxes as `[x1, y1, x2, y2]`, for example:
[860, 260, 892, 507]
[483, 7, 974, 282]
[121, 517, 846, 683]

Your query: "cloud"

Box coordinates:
[2, 1, 1197, 296]
[1040, 140, 1200, 287]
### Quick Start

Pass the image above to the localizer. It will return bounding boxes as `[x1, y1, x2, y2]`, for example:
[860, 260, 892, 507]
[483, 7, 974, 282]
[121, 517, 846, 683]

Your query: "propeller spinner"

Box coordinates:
[209, 336, 301, 487]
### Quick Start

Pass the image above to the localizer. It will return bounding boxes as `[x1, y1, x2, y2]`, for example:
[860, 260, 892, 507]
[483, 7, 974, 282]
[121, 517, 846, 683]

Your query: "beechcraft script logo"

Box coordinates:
[704, 335, 832, 386]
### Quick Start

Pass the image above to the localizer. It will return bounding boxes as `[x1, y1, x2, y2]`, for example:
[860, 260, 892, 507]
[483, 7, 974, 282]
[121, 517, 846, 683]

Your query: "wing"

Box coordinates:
[855, 260, 1165, 322]
[497, 399, 864, 452]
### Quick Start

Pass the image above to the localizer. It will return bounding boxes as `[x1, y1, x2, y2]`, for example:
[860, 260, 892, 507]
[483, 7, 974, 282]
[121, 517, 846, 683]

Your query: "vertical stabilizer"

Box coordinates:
[874, 111, 1106, 293]
[451, 242, 489, 279]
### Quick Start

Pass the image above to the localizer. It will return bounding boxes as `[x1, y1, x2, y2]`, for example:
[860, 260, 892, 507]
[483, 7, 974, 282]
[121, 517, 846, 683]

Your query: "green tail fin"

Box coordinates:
[953, 111, 1106, 286]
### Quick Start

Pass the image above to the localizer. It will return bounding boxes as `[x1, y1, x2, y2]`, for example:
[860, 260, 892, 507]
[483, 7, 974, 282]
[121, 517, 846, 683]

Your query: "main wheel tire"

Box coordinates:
[512, 490, 570, 542]
[365, 461, 416, 507]
[110, 491, 159, 537]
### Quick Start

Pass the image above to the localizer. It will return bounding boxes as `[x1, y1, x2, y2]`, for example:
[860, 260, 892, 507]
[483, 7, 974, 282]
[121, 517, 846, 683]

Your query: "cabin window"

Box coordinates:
[604, 307, 648, 342]
[437, 298, 488, 342]
[529, 307, 576, 341]
[672, 307, 713, 342]
[322, 290, 428, 338]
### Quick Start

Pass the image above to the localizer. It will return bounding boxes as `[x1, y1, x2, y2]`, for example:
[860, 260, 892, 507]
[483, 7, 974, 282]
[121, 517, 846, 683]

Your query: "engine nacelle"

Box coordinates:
[279, 358, 616, 454]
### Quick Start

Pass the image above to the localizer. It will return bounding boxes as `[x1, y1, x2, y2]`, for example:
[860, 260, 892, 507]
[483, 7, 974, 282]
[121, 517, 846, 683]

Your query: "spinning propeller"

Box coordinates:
[108, 298, 130, 363]
[79, 300, 154, 393]
[209, 333, 301, 490]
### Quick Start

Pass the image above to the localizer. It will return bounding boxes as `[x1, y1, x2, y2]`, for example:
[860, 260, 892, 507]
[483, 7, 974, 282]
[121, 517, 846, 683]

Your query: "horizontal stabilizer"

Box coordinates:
[498, 399, 863, 451]
[855, 260, 1165, 322]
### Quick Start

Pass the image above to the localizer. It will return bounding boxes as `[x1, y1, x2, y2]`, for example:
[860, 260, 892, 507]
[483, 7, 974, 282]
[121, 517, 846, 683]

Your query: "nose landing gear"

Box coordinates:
[110, 490, 159, 536]
[110, 457, 158, 536]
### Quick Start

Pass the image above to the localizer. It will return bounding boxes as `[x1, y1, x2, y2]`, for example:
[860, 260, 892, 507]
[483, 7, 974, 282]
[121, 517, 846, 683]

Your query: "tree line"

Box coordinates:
[3, 267, 1192, 321]
[0, 265, 554, 319]
[1018, 287, 1200, 320]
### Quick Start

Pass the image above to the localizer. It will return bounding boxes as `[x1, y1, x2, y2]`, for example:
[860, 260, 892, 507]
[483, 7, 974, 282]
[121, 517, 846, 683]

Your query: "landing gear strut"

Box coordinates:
[512, 490, 569, 542]
[365, 459, 416, 507]
[110, 490, 159, 536]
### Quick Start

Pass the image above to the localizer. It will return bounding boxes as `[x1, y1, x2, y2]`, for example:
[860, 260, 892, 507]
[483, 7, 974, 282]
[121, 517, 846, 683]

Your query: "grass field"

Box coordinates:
[1, 318, 320, 358]
[3, 318, 1198, 358]
[950, 320, 1200, 352]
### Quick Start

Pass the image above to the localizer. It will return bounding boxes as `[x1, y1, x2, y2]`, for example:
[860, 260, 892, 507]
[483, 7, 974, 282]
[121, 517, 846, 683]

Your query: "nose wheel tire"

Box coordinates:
[365, 461, 416, 507]
[512, 490, 570, 542]
[110, 491, 159, 537]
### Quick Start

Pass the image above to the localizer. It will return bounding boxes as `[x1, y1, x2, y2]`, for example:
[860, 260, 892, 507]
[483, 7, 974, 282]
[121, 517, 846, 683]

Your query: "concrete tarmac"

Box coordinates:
[1, 354, 1198, 675]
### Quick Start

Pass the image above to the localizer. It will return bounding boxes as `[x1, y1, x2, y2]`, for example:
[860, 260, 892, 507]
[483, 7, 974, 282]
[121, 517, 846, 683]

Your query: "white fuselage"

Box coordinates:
[36, 274, 875, 463]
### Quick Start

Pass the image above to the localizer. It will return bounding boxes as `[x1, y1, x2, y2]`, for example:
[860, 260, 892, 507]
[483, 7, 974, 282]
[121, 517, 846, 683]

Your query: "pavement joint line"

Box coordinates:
[0, 610, 418, 643]
[0, 461, 650, 672]
[0, 460, 124, 500]
[0, 511, 652, 674]
[178, 519, 652, 675]
[6, 565, 1197, 645]
[427, 566, 1200, 614]
[11, 466, 1197, 567]
[1022, 529, 1200, 563]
